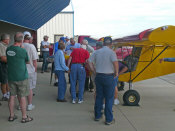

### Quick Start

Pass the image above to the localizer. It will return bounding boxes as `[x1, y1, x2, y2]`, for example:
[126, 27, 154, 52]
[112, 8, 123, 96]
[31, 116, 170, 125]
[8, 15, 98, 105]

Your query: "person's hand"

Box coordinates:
[114, 72, 118, 78]
[159, 58, 164, 63]
[67, 70, 70, 74]
[70, 47, 74, 50]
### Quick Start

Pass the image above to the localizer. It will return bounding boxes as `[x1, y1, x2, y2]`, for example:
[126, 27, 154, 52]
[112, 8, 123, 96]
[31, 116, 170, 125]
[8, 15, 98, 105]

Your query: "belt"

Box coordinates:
[72, 63, 84, 65]
[96, 73, 114, 76]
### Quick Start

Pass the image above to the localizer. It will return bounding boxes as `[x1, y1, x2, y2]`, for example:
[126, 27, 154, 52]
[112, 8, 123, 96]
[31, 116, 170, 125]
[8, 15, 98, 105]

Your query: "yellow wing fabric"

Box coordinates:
[114, 25, 175, 82]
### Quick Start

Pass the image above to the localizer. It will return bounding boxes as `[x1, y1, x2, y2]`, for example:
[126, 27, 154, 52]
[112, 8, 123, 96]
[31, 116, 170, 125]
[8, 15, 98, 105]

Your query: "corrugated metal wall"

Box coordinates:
[37, 12, 73, 47]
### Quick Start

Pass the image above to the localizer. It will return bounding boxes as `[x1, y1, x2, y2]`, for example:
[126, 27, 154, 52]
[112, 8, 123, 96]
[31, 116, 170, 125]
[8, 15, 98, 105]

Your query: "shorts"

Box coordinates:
[0, 63, 8, 84]
[8, 79, 29, 97]
[114, 77, 118, 87]
[28, 72, 37, 89]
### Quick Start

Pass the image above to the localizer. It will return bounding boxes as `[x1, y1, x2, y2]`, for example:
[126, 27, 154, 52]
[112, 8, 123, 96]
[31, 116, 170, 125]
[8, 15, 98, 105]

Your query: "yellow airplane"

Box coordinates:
[113, 25, 175, 106]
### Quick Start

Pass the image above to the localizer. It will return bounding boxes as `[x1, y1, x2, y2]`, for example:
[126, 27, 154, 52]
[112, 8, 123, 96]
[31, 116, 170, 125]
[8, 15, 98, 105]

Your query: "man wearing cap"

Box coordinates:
[22, 31, 38, 111]
[88, 37, 118, 125]
[0, 34, 10, 101]
[65, 38, 81, 55]
[54, 37, 66, 54]
[53, 37, 66, 86]
[41, 35, 50, 73]
[67, 45, 89, 104]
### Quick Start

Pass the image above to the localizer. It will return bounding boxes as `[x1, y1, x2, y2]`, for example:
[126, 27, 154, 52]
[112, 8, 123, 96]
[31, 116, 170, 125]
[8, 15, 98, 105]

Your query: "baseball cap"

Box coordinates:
[23, 31, 31, 37]
[60, 37, 66, 43]
[104, 37, 112, 44]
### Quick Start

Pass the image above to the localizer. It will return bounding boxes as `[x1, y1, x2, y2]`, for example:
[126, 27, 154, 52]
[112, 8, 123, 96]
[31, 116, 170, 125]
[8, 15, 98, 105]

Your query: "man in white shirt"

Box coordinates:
[41, 35, 50, 73]
[23, 31, 38, 111]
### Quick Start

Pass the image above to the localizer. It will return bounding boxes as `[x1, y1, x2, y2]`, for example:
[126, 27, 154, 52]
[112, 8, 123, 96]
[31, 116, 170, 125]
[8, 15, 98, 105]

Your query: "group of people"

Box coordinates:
[0, 32, 38, 123]
[42, 35, 128, 125]
[2, 31, 174, 125]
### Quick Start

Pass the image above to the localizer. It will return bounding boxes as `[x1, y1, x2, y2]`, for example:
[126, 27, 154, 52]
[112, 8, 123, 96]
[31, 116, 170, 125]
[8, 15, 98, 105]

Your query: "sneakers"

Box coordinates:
[27, 104, 35, 111]
[78, 100, 83, 104]
[89, 89, 94, 92]
[105, 119, 115, 125]
[17, 105, 35, 111]
[57, 99, 67, 102]
[72, 100, 76, 104]
[2, 96, 8, 101]
[72, 99, 83, 104]
[114, 98, 120, 105]
[94, 116, 103, 121]
[54, 82, 58, 86]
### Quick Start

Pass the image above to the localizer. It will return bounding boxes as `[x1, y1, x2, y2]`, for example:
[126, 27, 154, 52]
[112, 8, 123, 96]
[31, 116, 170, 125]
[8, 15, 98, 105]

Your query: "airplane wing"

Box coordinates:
[113, 25, 175, 47]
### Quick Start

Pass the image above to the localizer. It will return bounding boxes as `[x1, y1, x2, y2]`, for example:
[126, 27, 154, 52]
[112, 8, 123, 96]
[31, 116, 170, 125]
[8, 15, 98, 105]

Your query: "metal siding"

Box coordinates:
[0, 0, 70, 30]
[37, 13, 73, 47]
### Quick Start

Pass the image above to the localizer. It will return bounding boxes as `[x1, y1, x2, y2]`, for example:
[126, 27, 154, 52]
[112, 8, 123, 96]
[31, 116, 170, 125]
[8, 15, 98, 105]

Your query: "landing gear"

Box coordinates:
[123, 90, 140, 106]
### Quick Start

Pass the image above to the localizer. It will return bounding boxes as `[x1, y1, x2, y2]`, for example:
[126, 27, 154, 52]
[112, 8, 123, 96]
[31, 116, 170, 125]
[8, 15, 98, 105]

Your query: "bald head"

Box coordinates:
[14, 32, 24, 43]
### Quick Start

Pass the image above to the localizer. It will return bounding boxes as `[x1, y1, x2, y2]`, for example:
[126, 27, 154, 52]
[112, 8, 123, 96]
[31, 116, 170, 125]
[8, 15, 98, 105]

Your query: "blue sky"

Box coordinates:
[72, 0, 175, 38]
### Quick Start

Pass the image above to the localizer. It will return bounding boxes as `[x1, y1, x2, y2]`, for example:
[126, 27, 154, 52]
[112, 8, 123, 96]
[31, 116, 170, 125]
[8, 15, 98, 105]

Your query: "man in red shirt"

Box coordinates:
[67, 45, 89, 104]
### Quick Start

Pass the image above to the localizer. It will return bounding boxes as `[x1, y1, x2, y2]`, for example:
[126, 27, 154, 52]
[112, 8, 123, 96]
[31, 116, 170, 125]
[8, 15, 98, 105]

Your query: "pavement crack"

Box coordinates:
[117, 106, 138, 131]
[158, 77, 175, 85]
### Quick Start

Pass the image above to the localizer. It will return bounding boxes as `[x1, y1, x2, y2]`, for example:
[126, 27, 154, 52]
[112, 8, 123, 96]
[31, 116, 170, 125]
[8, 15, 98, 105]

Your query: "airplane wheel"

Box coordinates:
[123, 90, 140, 106]
[117, 81, 125, 91]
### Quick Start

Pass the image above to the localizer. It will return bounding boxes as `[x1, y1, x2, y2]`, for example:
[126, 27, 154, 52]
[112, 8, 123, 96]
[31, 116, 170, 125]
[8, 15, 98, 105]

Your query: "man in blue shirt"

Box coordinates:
[54, 37, 66, 54]
[53, 37, 66, 86]
[65, 38, 81, 55]
[54, 42, 69, 102]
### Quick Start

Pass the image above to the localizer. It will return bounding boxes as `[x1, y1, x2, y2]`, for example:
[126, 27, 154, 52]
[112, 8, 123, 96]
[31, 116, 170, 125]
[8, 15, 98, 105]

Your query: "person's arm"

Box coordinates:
[67, 56, 72, 68]
[88, 52, 96, 74]
[0, 47, 7, 63]
[0, 56, 7, 63]
[33, 60, 37, 72]
[119, 66, 128, 75]
[60, 52, 69, 71]
[111, 51, 118, 78]
[87, 45, 94, 53]
[41, 41, 45, 48]
[25, 52, 30, 64]
[85, 50, 90, 63]
[88, 60, 96, 75]
[113, 61, 119, 78]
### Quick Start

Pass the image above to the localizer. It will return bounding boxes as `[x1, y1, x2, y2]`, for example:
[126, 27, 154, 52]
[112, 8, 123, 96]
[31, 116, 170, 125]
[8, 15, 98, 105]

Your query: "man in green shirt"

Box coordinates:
[6, 32, 33, 123]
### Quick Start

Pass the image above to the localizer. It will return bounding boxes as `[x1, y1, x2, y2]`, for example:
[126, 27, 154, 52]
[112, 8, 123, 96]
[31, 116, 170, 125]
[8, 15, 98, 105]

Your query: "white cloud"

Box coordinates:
[72, 0, 175, 37]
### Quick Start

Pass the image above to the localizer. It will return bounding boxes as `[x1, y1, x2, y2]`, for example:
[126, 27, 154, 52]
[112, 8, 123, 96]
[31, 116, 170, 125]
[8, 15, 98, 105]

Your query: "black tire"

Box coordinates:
[117, 81, 125, 91]
[123, 90, 140, 106]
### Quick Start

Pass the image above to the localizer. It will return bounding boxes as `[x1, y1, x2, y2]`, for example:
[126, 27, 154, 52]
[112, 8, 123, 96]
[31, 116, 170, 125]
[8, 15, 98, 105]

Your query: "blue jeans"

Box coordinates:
[70, 64, 86, 100]
[55, 70, 67, 100]
[42, 51, 49, 71]
[95, 73, 115, 122]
